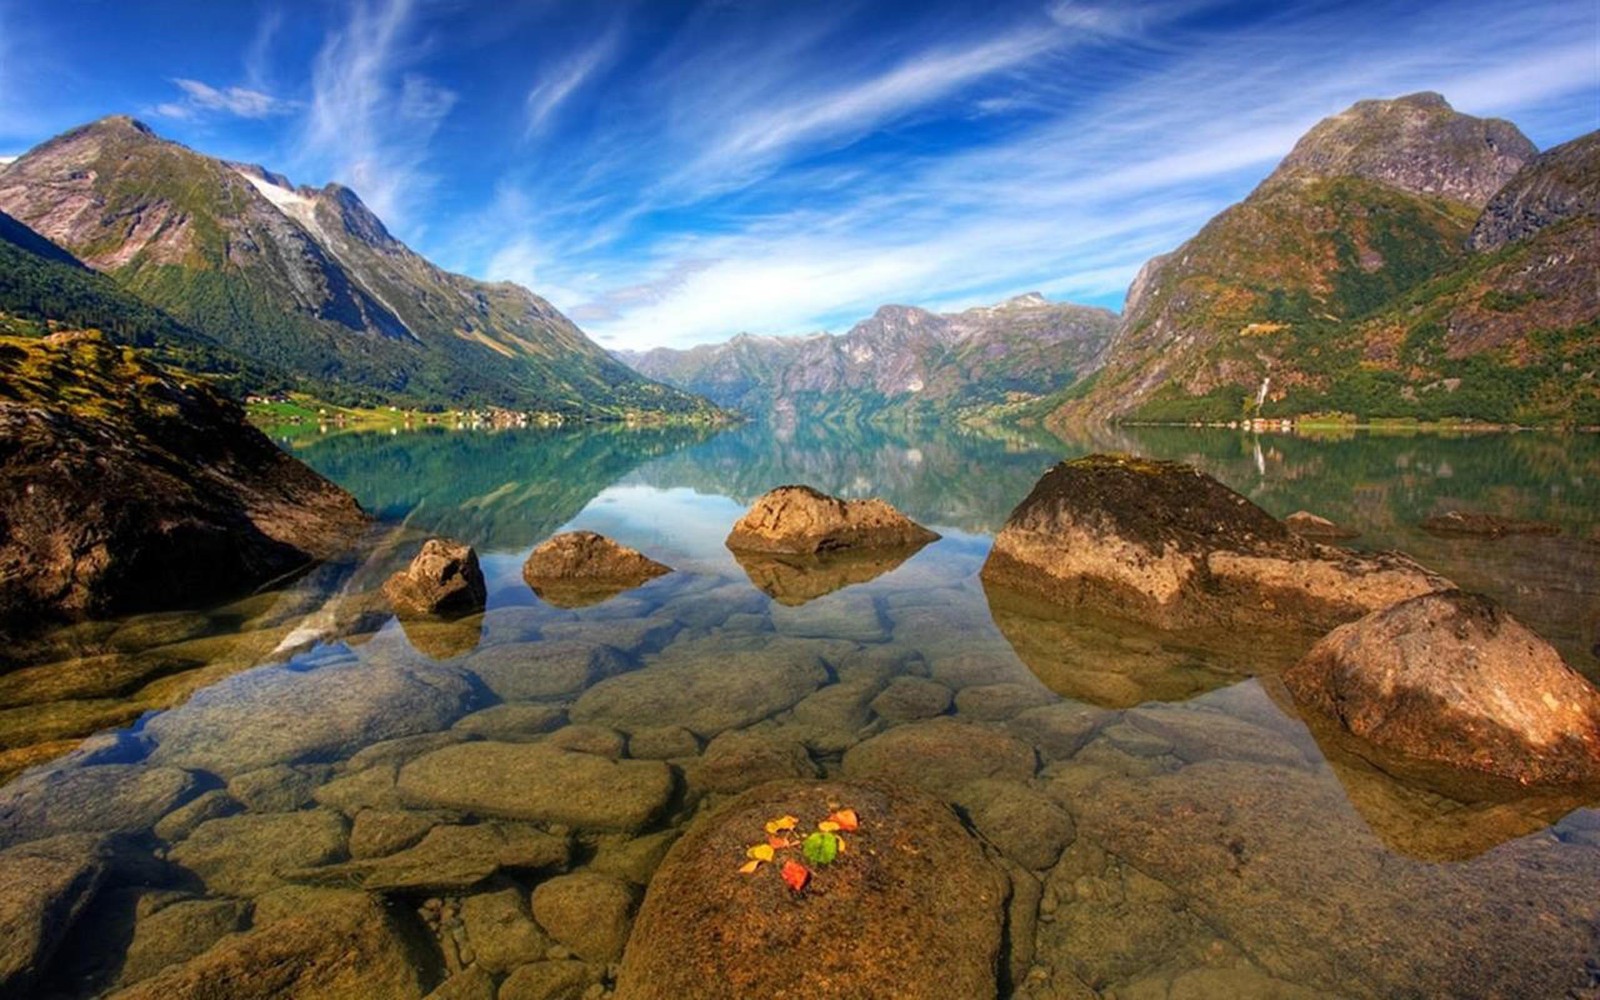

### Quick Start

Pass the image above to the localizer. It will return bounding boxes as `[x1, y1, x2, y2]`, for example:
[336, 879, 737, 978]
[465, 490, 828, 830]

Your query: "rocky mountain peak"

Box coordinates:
[1468, 130, 1600, 251]
[1268, 91, 1536, 207]
[314, 183, 398, 250]
[1001, 292, 1049, 309]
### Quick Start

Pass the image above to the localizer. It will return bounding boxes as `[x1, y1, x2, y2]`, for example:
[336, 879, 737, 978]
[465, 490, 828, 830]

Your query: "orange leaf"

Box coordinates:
[738, 859, 762, 875]
[826, 808, 860, 832]
[764, 815, 799, 835]
[780, 859, 810, 892]
[766, 835, 795, 850]
[747, 844, 775, 862]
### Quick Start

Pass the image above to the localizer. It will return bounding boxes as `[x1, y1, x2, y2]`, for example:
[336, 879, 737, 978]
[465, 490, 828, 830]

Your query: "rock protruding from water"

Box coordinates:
[0, 332, 368, 627]
[1419, 510, 1560, 538]
[725, 485, 938, 556]
[615, 779, 1007, 1000]
[522, 530, 672, 608]
[1284, 590, 1600, 785]
[1284, 510, 1359, 540]
[382, 538, 487, 618]
[981, 454, 1449, 631]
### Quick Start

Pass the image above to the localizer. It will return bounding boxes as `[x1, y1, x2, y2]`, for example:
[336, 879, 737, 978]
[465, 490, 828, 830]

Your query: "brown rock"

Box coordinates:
[615, 780, 1007, 1000]
[531, 871, 638, 963]
[1284, 510, 1359, 540]
[981, 454, 1450, 632]
[0, 332, 367, 628]
[1283, 590, 1600, 785]
[383, 538, 487, 618]
[498, 960, 595, 1000]
[522, 531, 671, 608]
[724, 484, 938, 556]
[687, 730, 818, 794]
[1419, 510, 1561, 538]
[842, 718, 1037, 795]
[108, 893, 431, 1000]
[285, 821, 569, 893]
[730, 548, 925, 606]
[0, 833, 108, 996]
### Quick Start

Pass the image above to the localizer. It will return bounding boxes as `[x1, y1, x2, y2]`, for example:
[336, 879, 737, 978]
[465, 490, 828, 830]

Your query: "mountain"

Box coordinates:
[620, 293, 1116, 421]
[1047, 93, 1600, 427]
[0, 116, 714, 418]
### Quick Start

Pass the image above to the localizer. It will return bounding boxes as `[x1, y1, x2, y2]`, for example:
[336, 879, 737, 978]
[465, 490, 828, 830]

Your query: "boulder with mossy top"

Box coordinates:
[382, 538, 486, 618]
[522, 530, 671, 608]
[981, 453, 1450, 632]
[725, 485, 938, 556]
[1283, 590, 1600, 786]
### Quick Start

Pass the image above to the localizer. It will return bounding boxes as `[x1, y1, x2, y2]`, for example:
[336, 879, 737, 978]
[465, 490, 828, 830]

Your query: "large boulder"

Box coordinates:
[0, 833, 109, 995]
[382, 538, 487, 618]
[397, 742, 674, 832]
[0, 332, 368, 628]
[1283, 590, 1600, 785]
[615, 780, 1008, 1000]
[981, 454, 1449, 632]
[724, 485, 938, 556]
[522, 531, 671, 608]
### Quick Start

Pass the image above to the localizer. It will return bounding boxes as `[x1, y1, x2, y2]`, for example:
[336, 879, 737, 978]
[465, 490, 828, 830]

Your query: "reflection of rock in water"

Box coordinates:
[730, 546, 927, 606]
[1261, 676, 1598, 862]
[982, 582, 1307, 709]
[396, 614, 484, 660]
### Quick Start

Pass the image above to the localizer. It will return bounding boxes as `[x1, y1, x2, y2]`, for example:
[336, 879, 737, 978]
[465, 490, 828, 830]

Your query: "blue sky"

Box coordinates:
[0, 1, 1595, 350]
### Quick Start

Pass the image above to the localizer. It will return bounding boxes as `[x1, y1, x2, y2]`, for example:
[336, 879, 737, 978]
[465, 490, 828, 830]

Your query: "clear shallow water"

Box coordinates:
[4, 422, 1599, 999]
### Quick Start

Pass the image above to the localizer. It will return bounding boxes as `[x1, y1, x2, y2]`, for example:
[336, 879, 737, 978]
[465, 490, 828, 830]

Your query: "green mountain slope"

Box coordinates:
[0, 117, 714, 418]
[1046, 93, 1599, 427]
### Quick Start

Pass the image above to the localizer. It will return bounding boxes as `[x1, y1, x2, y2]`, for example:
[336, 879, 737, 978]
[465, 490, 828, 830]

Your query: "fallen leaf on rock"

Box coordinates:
[818, 820, 841, 833]
[767, 835, 796, 850]
[738, 859, 762, 875]
[765, 815, 799, 835]
[781, 859, 810, 892]
[747, 844, 775, 862]
[826, 808, 860, 831]
[802, 830, 840, 865]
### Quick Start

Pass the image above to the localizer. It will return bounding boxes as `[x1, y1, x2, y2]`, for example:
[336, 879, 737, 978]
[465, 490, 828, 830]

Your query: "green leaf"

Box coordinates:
[802, 831, 839, 865]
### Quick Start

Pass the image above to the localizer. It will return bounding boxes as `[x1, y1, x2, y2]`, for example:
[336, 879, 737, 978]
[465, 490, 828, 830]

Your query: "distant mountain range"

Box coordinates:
[0, 116, 713, 419]
[1048, 93, 1599, 427]
[617, 294, 1116, 422]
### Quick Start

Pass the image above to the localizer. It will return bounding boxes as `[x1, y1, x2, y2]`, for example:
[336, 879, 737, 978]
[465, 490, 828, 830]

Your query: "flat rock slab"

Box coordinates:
[286, 820, 570, 893]
[144, 660, 478, 775]
[570, 646, 828, 738]
[0, 764, 199, 846]
[616, 780, 1007, 1000]
[461, 641, 630, 702]
[168, 810, 350, 896]
[0, 833, 108, 995]
[398, 742, 674, 832]
[842, 718, 1038, 795]
[108, 893, 430, 1000]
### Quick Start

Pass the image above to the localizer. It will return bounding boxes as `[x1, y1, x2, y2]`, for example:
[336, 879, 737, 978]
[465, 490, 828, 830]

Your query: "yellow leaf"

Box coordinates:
[747, 844, 775, 862]
[837, 836, 847, 853]
[738, 859, 762, 875]
[764, 815, 799, 835]
[817, 821, 841, 833]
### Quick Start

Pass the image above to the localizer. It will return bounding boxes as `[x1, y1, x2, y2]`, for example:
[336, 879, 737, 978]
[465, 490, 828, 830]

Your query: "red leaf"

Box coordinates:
[780, 859, 810, 893]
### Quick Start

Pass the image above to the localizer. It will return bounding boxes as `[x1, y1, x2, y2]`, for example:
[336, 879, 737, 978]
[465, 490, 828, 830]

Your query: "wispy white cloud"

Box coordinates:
[525, 33, 615, 138]
[469, 0, 1593, 352]
[298, 0, 456, 228]
[151, 78, 298, 120]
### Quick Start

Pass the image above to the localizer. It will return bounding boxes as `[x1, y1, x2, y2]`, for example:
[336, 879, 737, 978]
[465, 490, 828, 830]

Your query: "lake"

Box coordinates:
[4, 421, 1598, 998]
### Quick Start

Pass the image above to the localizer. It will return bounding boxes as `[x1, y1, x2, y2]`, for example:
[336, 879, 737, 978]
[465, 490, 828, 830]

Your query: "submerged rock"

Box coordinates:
[168, 809, 350, 896]
[531, 871, 638, 963]
[107, 893, 432, 1000]
[724, 484, 938, 556]
[383, 538, 487, 618]
[0, 763, 200, 846]
[615, 780, 1007, 1000]
[1283, 590, 1600, 785]
[398, 741, 674, 832]
[0, 833, 108, 996]
[285, 820, 570, 893]
[522, 530, 672, 608]
[0, 332, 368, 628]
[842, 717, 1037, 795]
[981, 454, 1450, 632]
[1419, 510, 1561, 538]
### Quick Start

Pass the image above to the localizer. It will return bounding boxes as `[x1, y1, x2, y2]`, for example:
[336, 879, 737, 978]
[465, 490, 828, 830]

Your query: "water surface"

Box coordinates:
[6, 421, 1598, 999]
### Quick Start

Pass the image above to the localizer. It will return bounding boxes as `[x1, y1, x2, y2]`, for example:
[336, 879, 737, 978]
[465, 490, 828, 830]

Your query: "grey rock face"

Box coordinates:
[1469, 130, 1600, 251]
